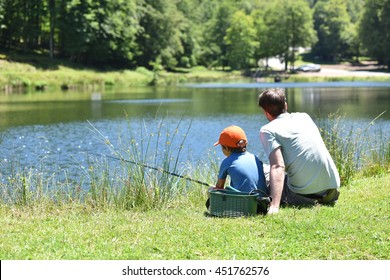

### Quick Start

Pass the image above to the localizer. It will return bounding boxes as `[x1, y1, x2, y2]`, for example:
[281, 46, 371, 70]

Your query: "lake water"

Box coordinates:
[0, 82, 389, 185]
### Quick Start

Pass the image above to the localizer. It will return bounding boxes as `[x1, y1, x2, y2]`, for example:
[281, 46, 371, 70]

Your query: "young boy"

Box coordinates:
[212, 125, 268, 194]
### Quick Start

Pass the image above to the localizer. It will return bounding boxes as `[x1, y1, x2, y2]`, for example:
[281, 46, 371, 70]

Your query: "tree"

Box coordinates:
[2, 0, 383, 70]
[313, 0, 352, 62]
[284, 0, 317, 68]
[175, 0, 206, 67]
[59, 0, 142, 66]
[135, 0, 187, 69]
[252, 3, 283, 70]
[0, 0, 46, 51]
[180, 0, 219, 67]
[359, 0, 390, 68]
[345, 0, 365, 61]
[48, 0, 55, 58]
[0, 0, 16, 49]
[306, 0, 319, 8]
[259, 0, 316, 70]
[201, 1, 236, 69]
[224, 10, 256, 70]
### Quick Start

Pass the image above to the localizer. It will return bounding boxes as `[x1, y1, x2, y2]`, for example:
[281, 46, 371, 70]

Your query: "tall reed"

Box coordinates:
[86, 114, 201, 210]
[0, 158, 82, 207]
[319, 111, 388, 186]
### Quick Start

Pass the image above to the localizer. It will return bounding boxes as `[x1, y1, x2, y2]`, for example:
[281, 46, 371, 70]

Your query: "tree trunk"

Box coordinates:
[49, 0, 55, 58]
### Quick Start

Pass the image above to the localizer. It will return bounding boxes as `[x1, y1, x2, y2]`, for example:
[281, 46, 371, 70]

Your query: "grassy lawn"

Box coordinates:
[1, 173, 388, 260]
[0, 52, 247, 91]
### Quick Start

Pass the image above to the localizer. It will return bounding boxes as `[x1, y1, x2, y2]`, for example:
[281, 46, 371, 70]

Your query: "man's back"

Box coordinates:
[260, 112, 340, 194]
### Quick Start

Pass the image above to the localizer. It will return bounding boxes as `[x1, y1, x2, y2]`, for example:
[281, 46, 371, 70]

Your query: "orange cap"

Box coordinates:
[214, 125, 247, 148]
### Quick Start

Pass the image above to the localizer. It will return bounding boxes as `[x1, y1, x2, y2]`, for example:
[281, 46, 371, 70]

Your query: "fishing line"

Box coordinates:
[89, 153, 214, 187]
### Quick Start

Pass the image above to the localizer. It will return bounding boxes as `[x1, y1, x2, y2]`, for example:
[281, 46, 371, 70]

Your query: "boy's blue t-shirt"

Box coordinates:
[218, 151, 268, 194]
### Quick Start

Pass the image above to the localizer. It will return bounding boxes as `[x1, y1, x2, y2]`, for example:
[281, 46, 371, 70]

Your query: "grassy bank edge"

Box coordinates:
[2, 52, 390, 93]
[0, 52, 246, 92]
[0, 172, 388, 260]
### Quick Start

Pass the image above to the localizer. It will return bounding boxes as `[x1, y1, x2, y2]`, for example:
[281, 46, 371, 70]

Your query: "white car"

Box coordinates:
[296, 64, 321, 72]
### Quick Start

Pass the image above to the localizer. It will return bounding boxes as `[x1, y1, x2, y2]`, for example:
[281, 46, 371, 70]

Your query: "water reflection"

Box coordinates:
[105, 98, 191, 104]
[283, 87, 390, 119]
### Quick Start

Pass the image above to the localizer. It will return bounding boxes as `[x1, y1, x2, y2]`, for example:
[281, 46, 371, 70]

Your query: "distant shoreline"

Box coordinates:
[1, 54, 389, 94]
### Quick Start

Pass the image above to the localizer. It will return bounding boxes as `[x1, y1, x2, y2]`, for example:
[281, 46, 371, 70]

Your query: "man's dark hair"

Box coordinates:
[258, 88, 286, 118]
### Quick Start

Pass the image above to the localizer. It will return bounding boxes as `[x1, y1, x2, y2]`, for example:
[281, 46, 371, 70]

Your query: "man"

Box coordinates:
[258, 88, 340, 214]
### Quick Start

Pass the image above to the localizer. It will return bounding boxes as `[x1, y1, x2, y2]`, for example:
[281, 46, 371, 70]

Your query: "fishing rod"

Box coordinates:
[90, 153, 214, 187]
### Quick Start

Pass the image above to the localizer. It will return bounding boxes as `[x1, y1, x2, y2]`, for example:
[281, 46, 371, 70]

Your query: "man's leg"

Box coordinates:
[263, 164, 321, 205]
[280, 186, 319, 205]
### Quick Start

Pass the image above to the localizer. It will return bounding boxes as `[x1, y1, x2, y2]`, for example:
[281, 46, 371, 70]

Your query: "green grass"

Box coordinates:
[0, 62, 153, 91]
[0, 52, 246, 92]
[0, 172, 388, 260]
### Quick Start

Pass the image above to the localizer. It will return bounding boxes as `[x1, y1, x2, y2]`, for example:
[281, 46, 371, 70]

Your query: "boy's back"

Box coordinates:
[219, 151, 267, 193]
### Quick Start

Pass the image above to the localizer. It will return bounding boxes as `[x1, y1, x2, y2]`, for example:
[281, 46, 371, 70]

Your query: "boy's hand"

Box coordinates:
[207, 186, 224, 193]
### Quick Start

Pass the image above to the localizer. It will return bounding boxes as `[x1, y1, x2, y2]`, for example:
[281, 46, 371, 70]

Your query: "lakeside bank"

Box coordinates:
[1, 172, 389, 259]
[1, 52, 390, 93]
[0, 52, 244, 93]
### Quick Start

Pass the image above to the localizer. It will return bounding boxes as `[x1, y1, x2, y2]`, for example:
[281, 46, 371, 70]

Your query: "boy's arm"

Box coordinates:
[268, 147, 285, 214]
[215, 178, 226, 189]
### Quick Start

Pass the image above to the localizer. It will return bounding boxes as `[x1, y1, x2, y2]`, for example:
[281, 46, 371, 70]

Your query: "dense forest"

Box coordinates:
[0, 0, 389, 70]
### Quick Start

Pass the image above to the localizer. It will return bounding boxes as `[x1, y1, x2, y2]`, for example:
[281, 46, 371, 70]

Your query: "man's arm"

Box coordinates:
[268, 147, 285, 214]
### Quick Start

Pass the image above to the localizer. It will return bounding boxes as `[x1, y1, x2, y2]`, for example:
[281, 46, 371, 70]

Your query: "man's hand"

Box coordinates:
[268, 206, 279, 215]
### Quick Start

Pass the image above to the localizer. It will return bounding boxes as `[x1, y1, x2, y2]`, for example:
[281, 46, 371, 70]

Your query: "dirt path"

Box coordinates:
[267, 58, 389, 77]
[301, 62, 390, 77]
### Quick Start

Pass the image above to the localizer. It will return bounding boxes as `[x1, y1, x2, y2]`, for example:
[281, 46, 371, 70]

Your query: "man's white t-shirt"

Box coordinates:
[260, 112, 340, 194]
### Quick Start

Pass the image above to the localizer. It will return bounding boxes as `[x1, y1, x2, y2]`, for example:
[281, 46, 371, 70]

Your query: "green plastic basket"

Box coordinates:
[208, 189, 258, 217]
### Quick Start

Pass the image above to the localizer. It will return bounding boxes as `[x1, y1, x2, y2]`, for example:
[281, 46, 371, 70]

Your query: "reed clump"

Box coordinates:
[81, 115, 217, 211]
[320, 111, 389, 186]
